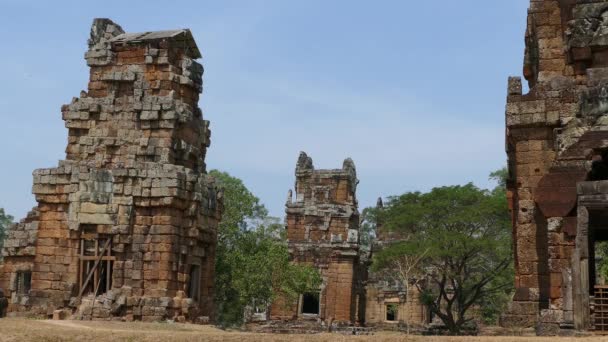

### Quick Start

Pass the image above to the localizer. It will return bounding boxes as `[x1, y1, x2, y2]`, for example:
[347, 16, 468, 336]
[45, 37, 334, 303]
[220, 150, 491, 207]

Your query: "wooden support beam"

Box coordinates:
[78, 256, 116, 261]
[78, 238, 111, 299]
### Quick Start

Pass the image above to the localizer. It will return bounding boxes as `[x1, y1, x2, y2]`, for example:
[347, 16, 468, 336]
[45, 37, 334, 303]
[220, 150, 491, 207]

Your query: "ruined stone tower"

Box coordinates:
[504, 0, 608, 333]
[0, 18, 222, 321]
[270, 152, 362, 325]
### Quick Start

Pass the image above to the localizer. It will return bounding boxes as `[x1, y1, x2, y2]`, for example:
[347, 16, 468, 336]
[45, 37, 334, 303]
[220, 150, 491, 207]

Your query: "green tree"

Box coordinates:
[0, 208, 14, 258]
[210, 170, 321, 327]
[597, 242, 608, 285]
[479, 167, 514, 325]
[210, 170, 268, 242]
[489, 167, 509, 189]
[372, 180, 512, 334]
[359, 207, 377, 254]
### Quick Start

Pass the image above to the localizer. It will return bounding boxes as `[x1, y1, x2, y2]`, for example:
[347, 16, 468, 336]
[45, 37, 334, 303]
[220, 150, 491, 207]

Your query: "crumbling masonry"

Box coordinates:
[270, 152, 364, 326]
[263, 154, 427, 332]
[503, 0, 608, 333]
[0, 18, 222, 322]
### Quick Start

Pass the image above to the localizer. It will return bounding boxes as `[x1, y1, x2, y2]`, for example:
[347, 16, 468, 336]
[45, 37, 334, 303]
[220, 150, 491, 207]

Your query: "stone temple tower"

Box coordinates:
[503, 0, 608, 334]
[270, 152, 362, 326]
[0, 18, 222, 322]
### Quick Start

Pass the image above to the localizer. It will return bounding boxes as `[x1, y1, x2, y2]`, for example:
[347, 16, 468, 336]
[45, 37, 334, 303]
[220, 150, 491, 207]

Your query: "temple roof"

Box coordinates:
[110, 29, 201, 59]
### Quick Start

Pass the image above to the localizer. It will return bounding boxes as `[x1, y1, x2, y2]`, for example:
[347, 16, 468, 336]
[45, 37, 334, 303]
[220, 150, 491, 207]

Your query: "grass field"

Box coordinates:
[2, 318, 608, 341]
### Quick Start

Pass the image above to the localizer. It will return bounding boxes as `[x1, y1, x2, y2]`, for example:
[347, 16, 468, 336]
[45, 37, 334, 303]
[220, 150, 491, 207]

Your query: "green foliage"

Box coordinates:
[489, 167, 509, 189]
[596, 241, 608, 285]
[0, 208, 14, 259]
[386, 303, 398, 315]
[209, 170, 268, 240]
[372, 175, 512, 334]
[473, 167, 514, 325]
[210, 170, 321, 327]
[359, 207, 377, 254]
[477, 263, 514, 325]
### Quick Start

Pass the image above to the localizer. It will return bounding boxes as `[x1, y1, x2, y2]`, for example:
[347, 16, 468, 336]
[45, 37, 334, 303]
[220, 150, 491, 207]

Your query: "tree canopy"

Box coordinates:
[489, 167, 508, 189]
[372, 171, 512, 334]
[209, 170, 321, 327]
[359, 206, 378, 255]
[0, 208, 13, 258]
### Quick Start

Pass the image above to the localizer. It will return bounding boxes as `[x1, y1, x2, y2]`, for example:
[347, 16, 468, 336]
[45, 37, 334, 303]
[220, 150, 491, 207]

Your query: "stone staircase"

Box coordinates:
[248, 320, 326, 334]
[248, 321, 375, 335]
[333, 326, 375, 335]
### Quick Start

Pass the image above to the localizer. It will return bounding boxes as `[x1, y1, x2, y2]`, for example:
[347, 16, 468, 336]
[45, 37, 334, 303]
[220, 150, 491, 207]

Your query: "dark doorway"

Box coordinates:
[588, 211, 608, 294]
[386, 303, 398, 321]
[589, 211, 608, 332]
[589, 150, 608, 181]
[187, 265, 201, 302]
[301, 292, 320, 315]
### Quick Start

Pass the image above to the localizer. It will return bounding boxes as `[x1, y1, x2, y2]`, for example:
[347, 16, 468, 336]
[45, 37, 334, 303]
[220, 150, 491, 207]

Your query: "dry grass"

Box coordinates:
[1, 318, 608, 342]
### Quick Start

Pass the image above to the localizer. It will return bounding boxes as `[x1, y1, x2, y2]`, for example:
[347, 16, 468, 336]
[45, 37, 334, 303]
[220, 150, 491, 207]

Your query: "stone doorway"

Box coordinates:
[78, 234, 115, 297]
[300, 292, 320, 316]
[574, 181, 608, 332]
[589, 211, 608, 333]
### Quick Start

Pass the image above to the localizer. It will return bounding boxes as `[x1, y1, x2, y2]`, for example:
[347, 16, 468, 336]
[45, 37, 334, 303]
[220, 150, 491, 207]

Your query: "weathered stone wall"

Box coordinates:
[364, 285, 426, 328]
[1, 209, 39, 314]
[504, 0, 608, 332]
[270, 152, 361, 325]
[0, 18, 222, 322]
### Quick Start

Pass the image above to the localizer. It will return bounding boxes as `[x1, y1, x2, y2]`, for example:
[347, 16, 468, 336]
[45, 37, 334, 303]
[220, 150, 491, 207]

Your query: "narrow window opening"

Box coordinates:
[301, 292, 320, 315]
[187, 265, 201, 302]
[386, 303, 398, 321]
[16, 271, 32, 295]
[252, 299, 267, 314]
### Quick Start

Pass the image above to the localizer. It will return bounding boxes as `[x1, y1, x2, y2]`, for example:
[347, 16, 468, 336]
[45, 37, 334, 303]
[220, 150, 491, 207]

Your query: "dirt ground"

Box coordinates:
[2, 318, 608, 342]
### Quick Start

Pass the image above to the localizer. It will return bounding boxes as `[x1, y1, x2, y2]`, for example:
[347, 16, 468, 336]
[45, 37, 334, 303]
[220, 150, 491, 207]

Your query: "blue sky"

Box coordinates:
[0, 0, 529, 220]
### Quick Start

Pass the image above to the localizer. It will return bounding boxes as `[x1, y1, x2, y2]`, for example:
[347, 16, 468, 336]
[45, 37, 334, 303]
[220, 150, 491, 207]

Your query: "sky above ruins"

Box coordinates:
[0, 0, 529, 220]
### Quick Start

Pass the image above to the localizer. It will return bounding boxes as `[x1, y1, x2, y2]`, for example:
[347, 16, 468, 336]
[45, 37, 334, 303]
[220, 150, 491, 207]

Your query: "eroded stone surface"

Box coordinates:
[504, 0, 608, 332]
[0, 18, 222, 322]
[270, 152, 363, 326]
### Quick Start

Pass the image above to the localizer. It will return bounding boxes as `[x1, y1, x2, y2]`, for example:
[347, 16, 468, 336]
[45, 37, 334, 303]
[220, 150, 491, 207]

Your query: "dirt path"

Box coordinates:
[4, 318, 608, 342]
[41, 320, 95, 330]
[39, 319, 214, 333]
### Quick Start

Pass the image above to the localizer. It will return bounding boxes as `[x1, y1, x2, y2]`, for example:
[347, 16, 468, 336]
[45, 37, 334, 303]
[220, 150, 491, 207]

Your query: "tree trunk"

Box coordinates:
[405, 281, 410, 335]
